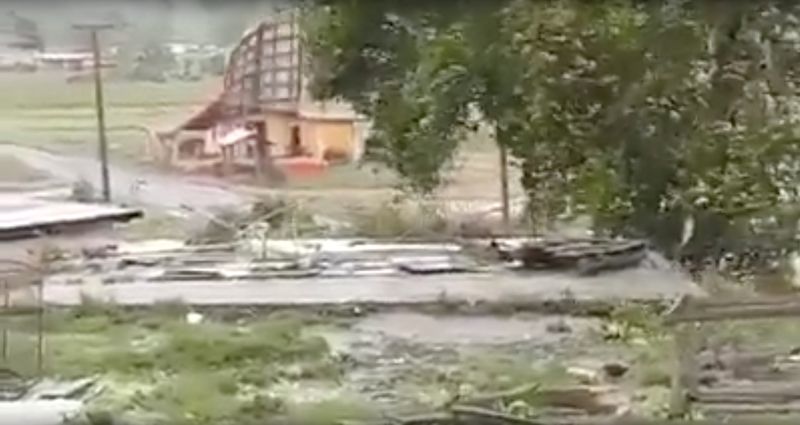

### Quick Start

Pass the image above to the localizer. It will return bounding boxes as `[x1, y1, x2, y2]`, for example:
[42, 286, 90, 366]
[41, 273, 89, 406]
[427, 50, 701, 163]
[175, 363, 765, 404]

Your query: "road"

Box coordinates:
[42, 266, 703, 307]
[0, 144, 704, 308]
[0, 144, 246, 212]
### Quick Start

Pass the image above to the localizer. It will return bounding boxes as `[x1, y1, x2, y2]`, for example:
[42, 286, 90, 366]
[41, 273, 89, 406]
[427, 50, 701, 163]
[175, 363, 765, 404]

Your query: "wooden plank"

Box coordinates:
[372, 412, 800, 425]
[693, 384, 800, 404]
[663, 294, 800, 324]
[451, 405, 544, 425]
[698, 403, 800, 415]
[665, 302, 800, 324]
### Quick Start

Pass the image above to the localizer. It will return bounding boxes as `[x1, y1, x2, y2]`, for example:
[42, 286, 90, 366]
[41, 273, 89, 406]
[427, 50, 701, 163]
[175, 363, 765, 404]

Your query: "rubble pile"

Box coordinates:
[57, 238, 655, 286]
[0, 370, 96, 424]
[493, 238, 648, 275]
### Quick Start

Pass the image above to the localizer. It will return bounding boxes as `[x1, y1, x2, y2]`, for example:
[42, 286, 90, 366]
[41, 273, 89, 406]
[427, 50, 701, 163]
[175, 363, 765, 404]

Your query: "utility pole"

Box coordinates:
[498, 141, 511, 232]
[73, 23, 114, 202]
[251, 23, 267, 183]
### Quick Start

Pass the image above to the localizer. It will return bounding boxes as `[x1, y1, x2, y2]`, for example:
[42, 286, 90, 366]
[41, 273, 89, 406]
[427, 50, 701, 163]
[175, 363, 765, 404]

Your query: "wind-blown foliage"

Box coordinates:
[304, 0, 800, 268]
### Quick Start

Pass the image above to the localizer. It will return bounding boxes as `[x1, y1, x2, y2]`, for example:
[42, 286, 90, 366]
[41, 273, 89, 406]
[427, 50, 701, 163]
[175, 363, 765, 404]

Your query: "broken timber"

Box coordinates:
[500, 239, 647, 275]
[341, 411, 800, 425]
[663, 294, 800, 418]
[664, 295, 800, 324]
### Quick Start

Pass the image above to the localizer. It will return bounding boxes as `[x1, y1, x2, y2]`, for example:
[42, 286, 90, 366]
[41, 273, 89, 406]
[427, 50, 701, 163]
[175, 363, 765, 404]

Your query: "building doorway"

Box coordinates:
[289, 125, 303, 157]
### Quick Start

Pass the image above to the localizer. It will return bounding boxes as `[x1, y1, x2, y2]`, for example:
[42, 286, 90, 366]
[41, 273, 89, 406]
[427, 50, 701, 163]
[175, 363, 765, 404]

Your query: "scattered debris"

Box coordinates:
[567, 366, 600, 385]
[545, 320, 572, 334]
[602, 362, 630, 379]
[81, 244, 117, 259]
[0, 368, 28, 401]
[495, 238, 647, 275]
[22, 377, 97, 401]
[154, 268, 225, 281]
[0, 375, 98, 425]
[394, 258, 472, 275]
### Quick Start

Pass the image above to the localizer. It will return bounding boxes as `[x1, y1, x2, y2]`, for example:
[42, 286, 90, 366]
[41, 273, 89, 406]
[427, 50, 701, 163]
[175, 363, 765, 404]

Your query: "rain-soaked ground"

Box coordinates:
[307, 312, 620, 413]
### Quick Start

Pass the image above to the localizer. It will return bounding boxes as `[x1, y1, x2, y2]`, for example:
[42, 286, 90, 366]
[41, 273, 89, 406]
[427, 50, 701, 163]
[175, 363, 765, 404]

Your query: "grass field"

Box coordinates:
[0, 72, 220, 163]
[0, 71, 521, 206]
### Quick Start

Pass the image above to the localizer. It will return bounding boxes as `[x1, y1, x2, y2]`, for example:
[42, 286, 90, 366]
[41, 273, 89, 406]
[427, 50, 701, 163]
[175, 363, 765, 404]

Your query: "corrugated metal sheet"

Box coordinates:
[0, 196, 142, 240]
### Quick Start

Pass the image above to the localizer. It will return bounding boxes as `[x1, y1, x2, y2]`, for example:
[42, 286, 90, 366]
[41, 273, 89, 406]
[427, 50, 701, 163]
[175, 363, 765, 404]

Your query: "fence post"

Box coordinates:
[669, 322, 699, 418]
[36, 276, 44, 375]
[2, 279, 7, 361]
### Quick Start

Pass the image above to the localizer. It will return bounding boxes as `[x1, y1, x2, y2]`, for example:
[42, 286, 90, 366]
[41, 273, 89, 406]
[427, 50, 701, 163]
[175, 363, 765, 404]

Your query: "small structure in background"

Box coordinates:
[151, 11, 369, 180]
[33, 51, 95, 71]
[0, 12, 42, 71]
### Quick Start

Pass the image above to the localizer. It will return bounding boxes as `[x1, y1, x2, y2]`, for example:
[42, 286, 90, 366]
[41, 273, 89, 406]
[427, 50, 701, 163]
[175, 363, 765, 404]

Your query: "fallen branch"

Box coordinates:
[451, 405, 545, 425]
[664, 296, 800, 324]
[457, 382, 540, 408]
[337, 411, 453, 425]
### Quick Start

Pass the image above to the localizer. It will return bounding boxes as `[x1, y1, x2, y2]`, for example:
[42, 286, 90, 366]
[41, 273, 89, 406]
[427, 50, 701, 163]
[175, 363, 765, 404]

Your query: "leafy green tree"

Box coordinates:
[304, 0, 800, 268]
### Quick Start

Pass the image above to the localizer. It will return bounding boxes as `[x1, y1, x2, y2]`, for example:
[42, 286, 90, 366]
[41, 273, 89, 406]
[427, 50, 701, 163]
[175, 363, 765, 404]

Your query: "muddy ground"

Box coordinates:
[318, 312, 612, 413]
[3, 302, 676, 425]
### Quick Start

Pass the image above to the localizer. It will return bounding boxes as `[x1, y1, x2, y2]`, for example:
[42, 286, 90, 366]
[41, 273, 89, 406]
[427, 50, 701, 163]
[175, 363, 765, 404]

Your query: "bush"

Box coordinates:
[70, 179, 95, 203]
[350, 201, 449, 238]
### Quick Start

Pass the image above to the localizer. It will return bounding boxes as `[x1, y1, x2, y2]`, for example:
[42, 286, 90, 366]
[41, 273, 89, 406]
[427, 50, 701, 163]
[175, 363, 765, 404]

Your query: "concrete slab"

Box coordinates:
[0, 195, 141, 240]
[42, 265, 703, 307]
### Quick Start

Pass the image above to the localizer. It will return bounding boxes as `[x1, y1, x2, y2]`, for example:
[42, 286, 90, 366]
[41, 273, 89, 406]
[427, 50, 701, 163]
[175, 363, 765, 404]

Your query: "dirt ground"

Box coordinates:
[316, 312, 604, 412]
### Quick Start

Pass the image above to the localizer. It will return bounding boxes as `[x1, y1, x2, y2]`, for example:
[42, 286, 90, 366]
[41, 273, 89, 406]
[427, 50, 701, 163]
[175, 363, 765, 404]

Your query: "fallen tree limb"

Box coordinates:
[664, 295, 800, 324]
[337, 412, 454, 425]
[450, 405, 545, 425]
[457, 382, 540, 407]
[693, 384, 800, 404]
[359, 409, 800, 425]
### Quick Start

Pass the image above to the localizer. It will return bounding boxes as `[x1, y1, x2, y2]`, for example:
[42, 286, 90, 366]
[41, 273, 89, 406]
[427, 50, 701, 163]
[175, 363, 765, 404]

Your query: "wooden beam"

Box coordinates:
[664, 296, 800, 324]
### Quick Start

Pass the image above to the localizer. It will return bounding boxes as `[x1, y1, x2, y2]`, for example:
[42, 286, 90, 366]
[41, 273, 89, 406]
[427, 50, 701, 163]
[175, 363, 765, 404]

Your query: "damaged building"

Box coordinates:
[149, 12, 369, 178]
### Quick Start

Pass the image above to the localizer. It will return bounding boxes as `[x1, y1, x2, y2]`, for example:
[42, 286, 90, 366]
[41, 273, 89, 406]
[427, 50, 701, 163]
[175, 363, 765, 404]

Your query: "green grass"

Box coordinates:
[286, 398, 378, 425]
[0, 73, 219, 162]
[455, 354, 577, 394]
[0, 73, 218, 109]
[5, 301, 345, 425]
[348, 201, 450, 238]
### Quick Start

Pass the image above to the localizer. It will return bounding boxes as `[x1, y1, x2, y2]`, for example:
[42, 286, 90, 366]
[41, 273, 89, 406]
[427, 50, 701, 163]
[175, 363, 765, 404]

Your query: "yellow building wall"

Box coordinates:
[264, 113, 293, 148]
[321, 121, 355, 158]
[305, 120, 355, 160]
[299, 121, 321, 159]
[263, 111, 360, 161]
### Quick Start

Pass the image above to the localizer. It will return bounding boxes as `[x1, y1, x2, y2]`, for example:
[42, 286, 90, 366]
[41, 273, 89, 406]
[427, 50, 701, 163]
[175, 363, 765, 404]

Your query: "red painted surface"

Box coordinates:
[277, 157, 328, 178]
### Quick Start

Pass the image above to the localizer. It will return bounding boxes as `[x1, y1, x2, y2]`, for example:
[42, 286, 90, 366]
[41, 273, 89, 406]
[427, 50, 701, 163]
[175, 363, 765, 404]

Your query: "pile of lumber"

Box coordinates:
[0, 368, 27, 401]
[495, 239, 647, 275]
[338, 383, 630, 425]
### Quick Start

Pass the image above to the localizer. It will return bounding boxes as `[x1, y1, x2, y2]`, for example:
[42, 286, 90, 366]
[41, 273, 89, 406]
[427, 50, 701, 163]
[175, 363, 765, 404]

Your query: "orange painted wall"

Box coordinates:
[263, 111, 360, 160]
[310, 120, 355, 159]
